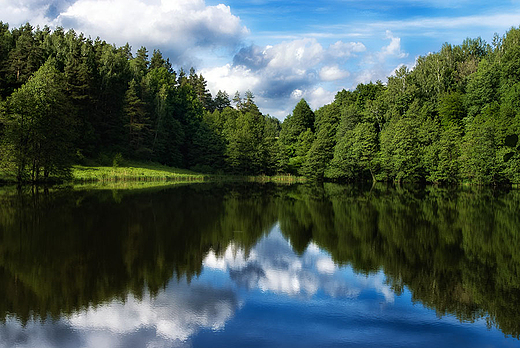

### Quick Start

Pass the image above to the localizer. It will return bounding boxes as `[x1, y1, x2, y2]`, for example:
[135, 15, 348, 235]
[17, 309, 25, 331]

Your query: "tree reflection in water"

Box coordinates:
[0, 182, 519, 343]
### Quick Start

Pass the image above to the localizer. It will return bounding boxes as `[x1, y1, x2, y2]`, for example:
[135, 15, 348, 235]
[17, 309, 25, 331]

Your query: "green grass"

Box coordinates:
[72, 161, 207, 183]
[70, 180, 196, 191]
[0, 160, 306, 186]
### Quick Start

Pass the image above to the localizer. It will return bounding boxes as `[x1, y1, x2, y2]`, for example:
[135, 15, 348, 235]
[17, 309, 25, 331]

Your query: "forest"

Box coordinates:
[1, 22, 520, 184]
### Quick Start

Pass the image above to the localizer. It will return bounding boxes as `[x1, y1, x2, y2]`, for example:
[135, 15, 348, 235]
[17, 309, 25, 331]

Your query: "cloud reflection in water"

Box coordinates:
[0, 224, 395, 348]
[204, 225, 395, 302]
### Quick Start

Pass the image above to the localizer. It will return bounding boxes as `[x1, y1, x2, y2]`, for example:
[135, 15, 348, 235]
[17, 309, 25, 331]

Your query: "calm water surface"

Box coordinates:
[0, 183, 519, 347]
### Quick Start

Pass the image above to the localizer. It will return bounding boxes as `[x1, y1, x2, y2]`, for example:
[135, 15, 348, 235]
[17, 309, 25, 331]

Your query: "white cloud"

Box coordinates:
[380, 30, 408, 59]
[0, 0, 53, 26]
[56, 0, 248, 59]
[202, 38, 369, 118]
[320, 65, 350, 81]
[263, 86, 336, 119]
[1, 0, 248, 67]
[201, 64, 262, 96]
[264, 38, 324, 70]
[327, 41, 366, 59]
[355, 68, 380, 85]
[306, 87, 337, 110]
[291, 89, 304, 99]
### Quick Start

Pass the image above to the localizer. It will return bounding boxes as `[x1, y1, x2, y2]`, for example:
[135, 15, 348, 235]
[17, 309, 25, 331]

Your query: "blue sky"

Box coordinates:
[2, 0, 520, 118]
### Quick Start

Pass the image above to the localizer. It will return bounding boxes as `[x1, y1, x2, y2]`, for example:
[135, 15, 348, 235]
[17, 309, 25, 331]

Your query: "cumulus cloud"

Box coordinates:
[261, 86, 336, 119]
[327, 40, 366, 59]
[380, 30, 408, 59]
[202, 39, 325, 110]
[202, 38, 367, 118]
[201, 64, 262, 96]
[347, 30, 410, 86]
[305, 87, 337, 110]
[1, 0, 248, 67]
[55, 0, 248, 61]
[233, 45, 270, 71]
[265, 38, 324, 71]
[320, 65, 350, 81]
[0, 0, 62, 26]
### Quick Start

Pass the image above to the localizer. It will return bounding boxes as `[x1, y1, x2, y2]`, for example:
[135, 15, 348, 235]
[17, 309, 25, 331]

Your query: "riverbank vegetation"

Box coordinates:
[72, 162, 206, 183]
[1, 22, 520, 184]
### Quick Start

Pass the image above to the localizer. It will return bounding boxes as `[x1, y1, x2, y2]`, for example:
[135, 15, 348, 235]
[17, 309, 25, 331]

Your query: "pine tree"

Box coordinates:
[7, 23, 43, 90]
[213, 90, 231, 112]
[123, 79, 150, 158]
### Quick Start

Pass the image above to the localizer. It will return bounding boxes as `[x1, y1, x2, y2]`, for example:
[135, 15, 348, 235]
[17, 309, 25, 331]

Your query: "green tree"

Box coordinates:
[0, 22, 14, 99]
[465, 59, 500, 119]
[438, 91, 466, 129]
[302, 123, 336, 180]
[226, 111, 262, 174]
[279, 99, 316, 173]
[213, 90, 231, 112]
[425, 125, 462, 184]
[327, 122, 378, 182]
[123, 79, 150, 158]
[7, 23, 43, 89]
[188, 70, 213, 111]
[460, 111, 501, 184]
[190, 117, 226, 172]
[380, 115, 423, 183]
[2, 60, 75, 182]
[131, 46, 149, 81]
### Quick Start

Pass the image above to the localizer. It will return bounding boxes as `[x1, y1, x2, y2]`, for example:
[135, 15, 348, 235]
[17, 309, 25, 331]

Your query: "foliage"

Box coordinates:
[2, 23, 520, 184]
[1, 60, 74, 182]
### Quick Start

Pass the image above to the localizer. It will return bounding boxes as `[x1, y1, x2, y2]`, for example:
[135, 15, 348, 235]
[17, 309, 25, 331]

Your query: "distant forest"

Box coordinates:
[1, 22, 520, 184]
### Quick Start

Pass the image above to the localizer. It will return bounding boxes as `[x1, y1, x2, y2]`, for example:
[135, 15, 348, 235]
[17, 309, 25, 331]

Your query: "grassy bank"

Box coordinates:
[73, 162, 307, 184]
[72, 161, 207, 183]
[1, 161, 306, 185]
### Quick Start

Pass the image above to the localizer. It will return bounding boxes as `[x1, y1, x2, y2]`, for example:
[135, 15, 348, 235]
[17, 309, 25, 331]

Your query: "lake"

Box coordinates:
[0, 182, 519, 347]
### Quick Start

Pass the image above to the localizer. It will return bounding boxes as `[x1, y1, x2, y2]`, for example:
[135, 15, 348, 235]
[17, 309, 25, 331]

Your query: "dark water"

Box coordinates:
[0, 183, 519, 347]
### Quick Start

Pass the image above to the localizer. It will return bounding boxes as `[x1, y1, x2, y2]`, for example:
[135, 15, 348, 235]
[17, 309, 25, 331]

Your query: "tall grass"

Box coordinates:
[72, 163, 207, 183]
[1, 160, 306, 186]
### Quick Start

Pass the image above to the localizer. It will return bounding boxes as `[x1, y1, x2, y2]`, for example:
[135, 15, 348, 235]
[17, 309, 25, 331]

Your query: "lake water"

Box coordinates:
[0, 183, 519, 347]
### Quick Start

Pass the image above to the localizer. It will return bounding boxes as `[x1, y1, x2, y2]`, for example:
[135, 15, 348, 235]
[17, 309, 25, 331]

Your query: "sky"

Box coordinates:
[2, 0, 520, 119]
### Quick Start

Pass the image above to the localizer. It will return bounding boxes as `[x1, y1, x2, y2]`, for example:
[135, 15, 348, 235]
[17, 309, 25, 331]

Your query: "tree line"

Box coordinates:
[1, 22, 520, 184]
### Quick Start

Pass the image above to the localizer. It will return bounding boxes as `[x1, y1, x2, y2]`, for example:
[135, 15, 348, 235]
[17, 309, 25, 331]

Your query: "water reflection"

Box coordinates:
[68, 281, 239, 343]
[0, 226, 399, 348]
[204, 228, 394, 302]
[0, 183, 519, 347]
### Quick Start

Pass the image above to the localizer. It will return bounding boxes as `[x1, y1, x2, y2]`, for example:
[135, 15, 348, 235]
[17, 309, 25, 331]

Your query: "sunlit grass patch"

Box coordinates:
[72, 162, 207, 183]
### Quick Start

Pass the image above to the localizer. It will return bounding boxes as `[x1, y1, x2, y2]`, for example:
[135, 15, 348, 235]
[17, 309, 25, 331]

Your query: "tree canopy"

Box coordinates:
[1, 23, 520, 184]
